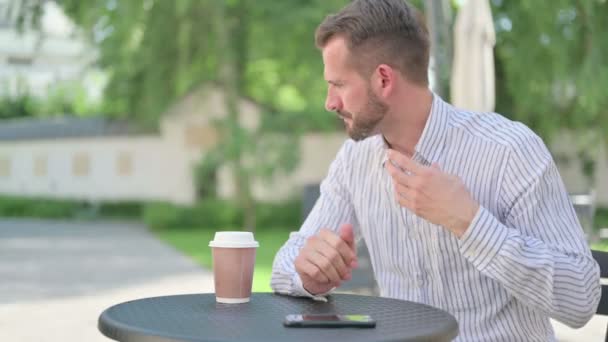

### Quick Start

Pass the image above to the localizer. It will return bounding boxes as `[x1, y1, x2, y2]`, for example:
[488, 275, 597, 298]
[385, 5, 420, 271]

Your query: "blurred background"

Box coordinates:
[0, 0, 607, 341]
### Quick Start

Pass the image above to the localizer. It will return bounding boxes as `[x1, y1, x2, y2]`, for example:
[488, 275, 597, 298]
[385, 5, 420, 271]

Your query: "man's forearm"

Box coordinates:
[459, 206, 601, 328]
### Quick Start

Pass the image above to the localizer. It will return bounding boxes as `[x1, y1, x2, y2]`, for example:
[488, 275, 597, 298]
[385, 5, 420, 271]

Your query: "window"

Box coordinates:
[0, 157, 10, 178]
[184, 124, 218, 148]
[34, 155, 47, 177]
[72, 153, 90, 177]
[116, 152, 132, 176]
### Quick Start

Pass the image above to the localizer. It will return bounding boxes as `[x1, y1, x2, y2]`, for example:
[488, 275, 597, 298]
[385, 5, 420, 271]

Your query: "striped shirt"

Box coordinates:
[270, 94, 601, 341]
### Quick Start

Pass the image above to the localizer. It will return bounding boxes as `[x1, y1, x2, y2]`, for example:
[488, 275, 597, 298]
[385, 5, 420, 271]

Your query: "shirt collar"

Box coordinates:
[379, 94, 451, 167]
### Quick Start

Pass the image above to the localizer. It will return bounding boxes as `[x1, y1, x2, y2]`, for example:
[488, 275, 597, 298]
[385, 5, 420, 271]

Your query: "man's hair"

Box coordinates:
[315, 0, 430, 86]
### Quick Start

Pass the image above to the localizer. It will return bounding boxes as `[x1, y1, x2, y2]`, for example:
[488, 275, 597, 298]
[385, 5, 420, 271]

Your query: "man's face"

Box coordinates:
[322, 37, 389, 141]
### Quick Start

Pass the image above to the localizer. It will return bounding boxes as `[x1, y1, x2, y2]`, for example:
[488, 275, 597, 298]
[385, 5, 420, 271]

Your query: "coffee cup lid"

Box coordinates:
[209, 231, 259, 248]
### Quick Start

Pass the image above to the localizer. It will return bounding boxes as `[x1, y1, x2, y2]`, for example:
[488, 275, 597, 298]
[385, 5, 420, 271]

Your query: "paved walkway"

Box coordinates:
[0, 218, 604, 341]
[0, 219, 214, 341]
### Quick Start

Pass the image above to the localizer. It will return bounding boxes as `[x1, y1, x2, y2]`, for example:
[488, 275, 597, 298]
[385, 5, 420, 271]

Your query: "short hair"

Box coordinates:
[315, 0, 430, 85]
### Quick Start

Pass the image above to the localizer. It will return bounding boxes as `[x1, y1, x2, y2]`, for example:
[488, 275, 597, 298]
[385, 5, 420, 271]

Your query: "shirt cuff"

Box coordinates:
[292, 273, 332, 302]
[458, 206, 510, 271]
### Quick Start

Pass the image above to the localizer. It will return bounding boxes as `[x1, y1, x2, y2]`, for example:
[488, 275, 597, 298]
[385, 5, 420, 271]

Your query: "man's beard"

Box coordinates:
[338, 88, 389, 141]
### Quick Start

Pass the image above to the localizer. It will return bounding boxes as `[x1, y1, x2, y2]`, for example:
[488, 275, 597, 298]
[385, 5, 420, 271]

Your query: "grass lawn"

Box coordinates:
[153, 227, 292, 292]
[592, 208, 608, 251]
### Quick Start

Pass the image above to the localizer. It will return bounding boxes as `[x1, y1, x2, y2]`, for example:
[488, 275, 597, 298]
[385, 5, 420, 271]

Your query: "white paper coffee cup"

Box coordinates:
[209, 231, 259, 303]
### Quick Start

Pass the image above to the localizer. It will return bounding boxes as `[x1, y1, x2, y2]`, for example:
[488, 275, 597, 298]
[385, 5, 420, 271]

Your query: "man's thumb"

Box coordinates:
[339, 223, 355, 246]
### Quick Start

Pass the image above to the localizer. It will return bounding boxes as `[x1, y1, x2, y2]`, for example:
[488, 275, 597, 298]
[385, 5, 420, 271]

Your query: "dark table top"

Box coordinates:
[99, 293, 458, 342]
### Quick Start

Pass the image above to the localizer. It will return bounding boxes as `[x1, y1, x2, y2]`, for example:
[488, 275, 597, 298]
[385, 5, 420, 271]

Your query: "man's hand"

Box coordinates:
[294, 224, 358, 295]
[386, 149, 479, 238]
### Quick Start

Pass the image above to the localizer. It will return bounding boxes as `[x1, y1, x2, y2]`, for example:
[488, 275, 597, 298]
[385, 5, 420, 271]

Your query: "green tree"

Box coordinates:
[25, 0, 347, 230]
[491, 0, 608, 185]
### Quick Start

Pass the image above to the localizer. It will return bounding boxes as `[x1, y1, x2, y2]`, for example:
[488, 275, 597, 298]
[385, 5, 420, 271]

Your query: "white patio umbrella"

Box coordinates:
[450, 0, 496, 112]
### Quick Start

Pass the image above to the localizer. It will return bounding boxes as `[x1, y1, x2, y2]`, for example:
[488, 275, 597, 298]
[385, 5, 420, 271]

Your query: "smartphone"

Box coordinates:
[283, 314, 376, 328]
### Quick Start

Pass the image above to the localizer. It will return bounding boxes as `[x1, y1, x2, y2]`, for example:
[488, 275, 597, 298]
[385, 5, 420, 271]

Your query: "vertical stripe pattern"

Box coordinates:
[270, 95, 601, 341]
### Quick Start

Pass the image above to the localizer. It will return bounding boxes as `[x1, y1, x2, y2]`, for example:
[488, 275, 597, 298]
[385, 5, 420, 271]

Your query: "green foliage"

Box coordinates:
[596, 207, 608, 231]
[143, 199, 243, 230]
[142, 198, 302, 231]
[0, 82, 102, 119]
[142, 202, 188, 230]
[37, 82, 102, 117]
[0, 196, 143, 219]
[255, 200, 302, 229]
[491, 0, 608, 180]
[0, 196, 80, 218]
[39, 0, 349, 229]
[97, 201, 144, 219]
[0, 92, 39, 119]
[0, 193, 300, 230]
[50, 0, 345, 130]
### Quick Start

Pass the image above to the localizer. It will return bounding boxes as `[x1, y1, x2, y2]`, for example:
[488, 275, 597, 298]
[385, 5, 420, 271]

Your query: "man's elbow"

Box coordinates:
[563, 310, 595, 329]
[562, 282, 602, 329]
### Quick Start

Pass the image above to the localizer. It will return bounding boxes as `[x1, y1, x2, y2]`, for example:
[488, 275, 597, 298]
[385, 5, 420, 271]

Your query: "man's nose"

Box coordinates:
[325, 94, 341, 112]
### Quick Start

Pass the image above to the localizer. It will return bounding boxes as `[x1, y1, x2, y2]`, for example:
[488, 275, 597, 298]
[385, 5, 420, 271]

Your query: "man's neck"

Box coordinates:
[381, 89, 433, 157]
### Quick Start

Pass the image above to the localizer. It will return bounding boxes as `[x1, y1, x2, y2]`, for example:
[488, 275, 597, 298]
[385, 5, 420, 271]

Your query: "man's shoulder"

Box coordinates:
[449, 107, 546, 153]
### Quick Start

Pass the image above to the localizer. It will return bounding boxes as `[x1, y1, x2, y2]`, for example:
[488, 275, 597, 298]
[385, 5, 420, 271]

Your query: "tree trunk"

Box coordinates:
[213, 0, 256, 232]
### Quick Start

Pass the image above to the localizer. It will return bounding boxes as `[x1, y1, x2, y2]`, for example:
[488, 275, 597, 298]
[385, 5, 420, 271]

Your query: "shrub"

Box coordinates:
[255, 200, 302, 229]
[143, 199, 243, 230]
[143, 198, 302, 230]
[0, 196, 80, 218]
[98, 201, 143, 219]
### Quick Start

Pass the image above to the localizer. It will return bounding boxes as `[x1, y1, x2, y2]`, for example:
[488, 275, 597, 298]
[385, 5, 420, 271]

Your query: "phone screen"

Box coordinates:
[302, 314, 372, 322]
[284, 314, 376, 328]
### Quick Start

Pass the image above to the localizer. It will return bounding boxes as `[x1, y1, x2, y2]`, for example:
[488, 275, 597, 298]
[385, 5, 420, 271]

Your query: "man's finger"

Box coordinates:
[338, 224, 358, 268]
[394, 188, 415, 211]
[386, 160, 415, 188]
[299, 257, 330, 284]
[319, 228, 357, 267]
[395, 183, 415, 199]
[338, 223, 355, 248]
[307, 249, 342, 285]
[316, 238, 350, 280]
[387, 149, 425, 174]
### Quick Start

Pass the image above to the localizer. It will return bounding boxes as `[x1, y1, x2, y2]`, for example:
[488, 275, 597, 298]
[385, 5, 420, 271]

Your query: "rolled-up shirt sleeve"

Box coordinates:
[270, 140, 359, 299]
[459, 135, 601, 328]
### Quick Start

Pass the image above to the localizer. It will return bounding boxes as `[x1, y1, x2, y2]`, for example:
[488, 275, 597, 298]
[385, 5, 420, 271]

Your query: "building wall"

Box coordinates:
[0, 136, 196, 204]
[216, 133, 348, 201]
[0, 86, 262, 205]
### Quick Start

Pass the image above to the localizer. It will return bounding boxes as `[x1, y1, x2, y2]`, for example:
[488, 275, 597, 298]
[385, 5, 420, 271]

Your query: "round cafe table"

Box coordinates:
[98, 293, 458, 342]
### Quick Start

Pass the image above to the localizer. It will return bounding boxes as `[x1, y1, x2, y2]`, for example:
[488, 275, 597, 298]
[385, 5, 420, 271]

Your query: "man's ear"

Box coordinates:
[374, 64, 396, 99]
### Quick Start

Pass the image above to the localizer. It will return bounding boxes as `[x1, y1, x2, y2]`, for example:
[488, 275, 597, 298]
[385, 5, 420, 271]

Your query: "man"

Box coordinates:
[270, 0, 601, 340]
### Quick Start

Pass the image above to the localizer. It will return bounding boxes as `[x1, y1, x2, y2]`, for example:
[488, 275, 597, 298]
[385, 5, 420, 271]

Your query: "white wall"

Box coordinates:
[218, 133, 347, 202]
[0, 136, 197, 204]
